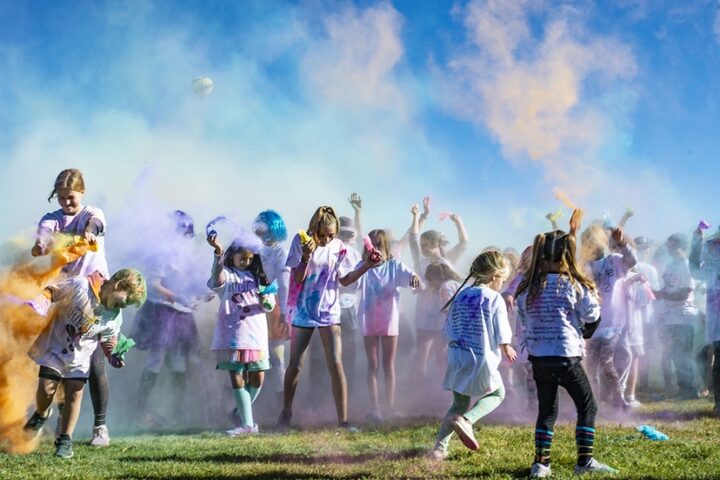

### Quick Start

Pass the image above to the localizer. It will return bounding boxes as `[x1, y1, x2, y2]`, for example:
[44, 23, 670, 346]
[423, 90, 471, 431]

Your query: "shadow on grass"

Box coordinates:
[636, 409, 718, 422]
[121, 448, 427, 466]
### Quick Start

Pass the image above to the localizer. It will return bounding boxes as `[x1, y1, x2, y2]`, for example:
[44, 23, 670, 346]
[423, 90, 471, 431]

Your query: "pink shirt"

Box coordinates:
[357, 259, 416, 336]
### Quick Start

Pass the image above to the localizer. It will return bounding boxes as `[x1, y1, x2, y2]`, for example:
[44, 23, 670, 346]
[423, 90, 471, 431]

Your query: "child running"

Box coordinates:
[31, 168, 114, 446]
[278, 206, 379, 430]
[516, 224, 617, 477]
[429, 251, 516, 460]
[207, 230, 275, 435]
[357, 229, 420, 421]
[23, 269, 146, 458]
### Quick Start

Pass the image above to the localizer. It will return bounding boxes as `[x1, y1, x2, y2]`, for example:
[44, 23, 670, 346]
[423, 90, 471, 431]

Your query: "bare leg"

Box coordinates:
[364, 336, 380, 411]
[319, 325, 348, 424]
[282, 327, 314, 415]
[36, 378, 59, 416]
[415, 329, 434, 378]
[381, 336, 398, 410]
[60, 379, 86, 437]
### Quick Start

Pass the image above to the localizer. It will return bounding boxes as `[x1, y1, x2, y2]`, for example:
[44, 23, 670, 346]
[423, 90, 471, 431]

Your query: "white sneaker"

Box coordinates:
[574, 458, 618, 475]
[450, 414, 479, 450]
[90, 424, 110, 447]
[530, 462, 552, 478]
[427, 446, 448, 461]
[226, 424, 259, 436]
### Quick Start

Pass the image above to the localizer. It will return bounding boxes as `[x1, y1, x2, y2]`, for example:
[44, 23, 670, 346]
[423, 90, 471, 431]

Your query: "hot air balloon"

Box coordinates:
[191, 76, 214, 98]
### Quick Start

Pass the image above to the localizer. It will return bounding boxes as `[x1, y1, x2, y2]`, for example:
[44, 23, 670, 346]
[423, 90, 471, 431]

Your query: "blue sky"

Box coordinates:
[1, 0, 718, 256]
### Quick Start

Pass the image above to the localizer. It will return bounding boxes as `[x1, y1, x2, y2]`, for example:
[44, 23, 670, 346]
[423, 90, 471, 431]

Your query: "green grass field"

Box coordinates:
[2, 400, 718, 479]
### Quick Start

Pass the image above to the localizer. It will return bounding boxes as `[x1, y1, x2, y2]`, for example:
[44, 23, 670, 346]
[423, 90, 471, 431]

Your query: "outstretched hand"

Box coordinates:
[411, 203, 420, 217]
[422, 196, 431, 216]
[207, 233, 223, 255]
[349, 193, 362, 211]
[569, 208, 584, 237]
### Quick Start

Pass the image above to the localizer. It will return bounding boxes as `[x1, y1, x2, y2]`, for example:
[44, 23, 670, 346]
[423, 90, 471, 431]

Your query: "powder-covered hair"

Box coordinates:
[425, 262, 462, 283]
[307, 206, 340, 236]
[253, 209, 288, 243]
[173, 210, 195, 238]
[580, 224, 609, 263]
[441, 250, 507, 312]
[224, 240, 269, 287]
[420, 230, 449, 258]
[515, 230, 597, 302]
[364, 229, 393, 262]
[109, 268, 147, 306]
[48, 169, 85, 202]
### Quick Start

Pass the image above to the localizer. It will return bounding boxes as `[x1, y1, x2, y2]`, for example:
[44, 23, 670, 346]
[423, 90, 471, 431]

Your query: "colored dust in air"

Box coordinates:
[0, 234, 96, 453]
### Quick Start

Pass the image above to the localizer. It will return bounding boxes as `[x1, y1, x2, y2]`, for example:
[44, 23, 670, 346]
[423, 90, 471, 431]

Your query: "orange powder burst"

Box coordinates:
[0, 235, 96, 453]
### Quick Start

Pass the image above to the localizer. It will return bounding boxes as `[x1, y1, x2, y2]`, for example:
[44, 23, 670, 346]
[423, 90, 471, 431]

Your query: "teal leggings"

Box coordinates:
[435, 385, 505, 452]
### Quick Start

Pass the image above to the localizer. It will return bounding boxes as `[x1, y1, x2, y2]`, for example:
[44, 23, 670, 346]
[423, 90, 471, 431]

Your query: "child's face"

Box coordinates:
[487, 270, 508, 292]
[666, 241, 685, 259]
[315, 225, 337, 247]
[101, 282, 129, 310]
[232, 250, 255, 270]
[56, 188, 84, 215]
[420, 238, 437, 257]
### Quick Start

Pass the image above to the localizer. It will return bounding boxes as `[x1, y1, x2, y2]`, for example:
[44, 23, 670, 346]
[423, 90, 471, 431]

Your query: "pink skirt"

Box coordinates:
[215, 349, 263, 363]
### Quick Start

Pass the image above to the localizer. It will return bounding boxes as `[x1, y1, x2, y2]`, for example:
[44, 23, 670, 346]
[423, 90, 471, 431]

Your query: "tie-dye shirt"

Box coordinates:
[285, 235, 355, 328]
[36, 206, 109, 278]
[29, 274, 122, 378]
[692, 238, 720, 343]
[209, 258, 270, 354]
[357, 258, 416, 336]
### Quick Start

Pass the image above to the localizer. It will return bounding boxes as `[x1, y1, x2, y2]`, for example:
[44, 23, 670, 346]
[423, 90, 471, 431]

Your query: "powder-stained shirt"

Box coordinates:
[285, 235, 354, 328]
[37, 206, 109, 278]
[29, 275, 122, 378]
[339, 246, 362, 310]
[260, 243, 291, 315]
[517, 274, 600, 358]
[209, 258, 269, 354]
[587, 246, 636, 333]
[660, 257, 698, 326]
[692, 239, 720, 343]
[415, 280, 460, 331]
[442, 286, 512, 396]
[357, 258, 416, 336]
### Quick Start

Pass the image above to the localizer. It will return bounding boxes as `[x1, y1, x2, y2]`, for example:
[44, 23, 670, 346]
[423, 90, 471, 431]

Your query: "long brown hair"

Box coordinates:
[364, 229, 393, 262]
[441, 250, 507, 312]
[48, 169, 85, 202]
[307, 206, 340, 237]
[515, 230, 596, 301]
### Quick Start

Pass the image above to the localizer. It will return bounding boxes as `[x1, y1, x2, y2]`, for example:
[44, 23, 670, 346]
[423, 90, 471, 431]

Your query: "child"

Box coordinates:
[31, 168, 113, 446]
[133, 211, 202, 427]
[580, 224, 636, 408]
[415, 262, 463, 380]
[207, 230, 275, 435]
[429, 251, 515, 461]
[278, 206, 379, 430]
[655, 233, 699, 399]
[408, 203, 467, 378]
[23, 269, 146, 459]
[502, 245, 536, 408]
[253, 210, 291, 407]
[690, 226, 720, 413]
[633, 237, 661, 396]
[357, 229, 420, 421]
[517, 229, 616, 477]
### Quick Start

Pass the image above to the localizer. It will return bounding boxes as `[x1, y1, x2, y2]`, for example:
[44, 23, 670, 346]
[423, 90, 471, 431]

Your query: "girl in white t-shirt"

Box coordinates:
[408, 202, 468, 379]
[357, 229, 420, 421]
[278, 206, 379, 430]
[207, 231, 276, 435]
[31, 169, 113, 446]
[429, 251, 516, 460]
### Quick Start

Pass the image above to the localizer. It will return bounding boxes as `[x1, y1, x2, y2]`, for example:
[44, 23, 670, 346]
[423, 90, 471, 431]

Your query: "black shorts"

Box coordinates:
[38, 366, 88, 384]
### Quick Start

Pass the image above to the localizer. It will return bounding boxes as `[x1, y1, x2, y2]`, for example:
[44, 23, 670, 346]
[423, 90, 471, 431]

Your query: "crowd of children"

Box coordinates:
[12, 169, 719, 476]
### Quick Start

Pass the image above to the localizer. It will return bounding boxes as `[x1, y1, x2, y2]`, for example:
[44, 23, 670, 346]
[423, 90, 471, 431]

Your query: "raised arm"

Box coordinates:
[611, 227, 637, 272]
[445, 213, 469, 265]
[349, 192, 364, 250]
[207, 234, 227, 288]
[408, 204, 422, 273]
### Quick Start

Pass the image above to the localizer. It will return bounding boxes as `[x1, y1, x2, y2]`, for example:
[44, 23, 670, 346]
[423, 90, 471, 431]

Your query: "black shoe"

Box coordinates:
[24, 408, 53, 437]
[54, 435, 74, 459]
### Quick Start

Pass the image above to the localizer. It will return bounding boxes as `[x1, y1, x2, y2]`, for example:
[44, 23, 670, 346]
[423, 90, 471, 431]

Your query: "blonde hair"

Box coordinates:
[307, 206, 340, 236]
[580, 224, 609, 263]
[364, 229, 393, 262]
[441, 251, 507, 311]
[516, 230, 597, 301]
[109, 268, 147, 306]
[48, 169, 85, 202]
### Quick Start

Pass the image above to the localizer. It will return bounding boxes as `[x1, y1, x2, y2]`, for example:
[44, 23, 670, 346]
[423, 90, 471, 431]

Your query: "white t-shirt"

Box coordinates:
[339, 247, 362, 310]
[285, 235, 355, 328]
[660, 257, 698, 326]
[357, 258, 416, 336]
[29, 276, 121, 378]
[693, 239, 720, 343]
[37, 206, 109, 278]
[442, 286, 512, 396]
[516, 274, 600, 358]
[209, 264, 269, 354]
[260, 243, 290, 315]
[588, 250, 633, 332]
